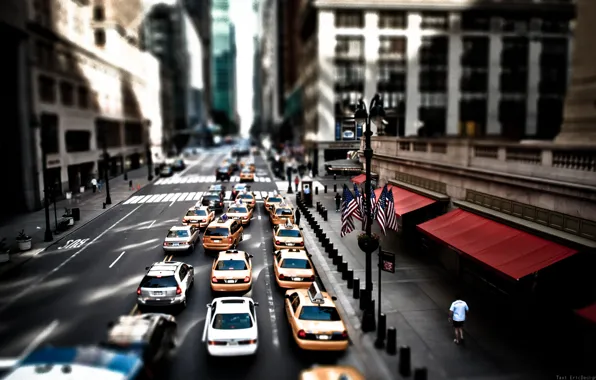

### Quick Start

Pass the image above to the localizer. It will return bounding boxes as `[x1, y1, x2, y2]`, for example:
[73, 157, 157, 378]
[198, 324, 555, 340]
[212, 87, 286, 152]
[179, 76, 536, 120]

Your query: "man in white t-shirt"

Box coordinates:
[449, 295, 469, 344]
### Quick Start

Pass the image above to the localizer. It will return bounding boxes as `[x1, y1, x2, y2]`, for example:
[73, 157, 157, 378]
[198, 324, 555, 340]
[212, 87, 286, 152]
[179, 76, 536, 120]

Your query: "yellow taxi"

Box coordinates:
[269, 202, 294, 226]
[263, 192, 284, 211]
[182, 206, 215, 229]
[226, 201, 253, 226]
[202, 215, 244, 253]
[211, 249, 253, 293]
[273, 249, 315, 288]
[284, 283, 349, 351]
[240, 168, 255, 182]
[272, 222, 304, 250]
[247, 162, 256, 172]
[299, 366, 365, 380]
[235, 190, 256, 210]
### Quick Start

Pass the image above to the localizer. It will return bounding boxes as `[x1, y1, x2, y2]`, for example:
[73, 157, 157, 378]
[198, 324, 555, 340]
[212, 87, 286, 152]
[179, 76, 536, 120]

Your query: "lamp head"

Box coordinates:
[369, 96, 386, 128]
[353, 99, 368, 124]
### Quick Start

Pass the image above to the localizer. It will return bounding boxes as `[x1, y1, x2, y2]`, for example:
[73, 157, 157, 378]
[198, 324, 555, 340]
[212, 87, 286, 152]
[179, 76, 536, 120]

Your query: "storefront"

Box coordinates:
[67, 162, 94, 192]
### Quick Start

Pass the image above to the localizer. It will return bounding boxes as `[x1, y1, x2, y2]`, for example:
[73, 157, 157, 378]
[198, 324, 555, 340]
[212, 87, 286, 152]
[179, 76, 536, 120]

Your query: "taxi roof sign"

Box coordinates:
[307, 282, 325, 304]
[217, 214, 228, 223]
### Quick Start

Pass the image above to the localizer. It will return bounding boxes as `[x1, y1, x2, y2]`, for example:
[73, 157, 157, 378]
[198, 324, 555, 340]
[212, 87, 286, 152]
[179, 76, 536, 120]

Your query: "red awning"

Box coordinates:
[575, 303, 596, 324]
[417, 209, 578, 280]
[351, 174, 366, 185]
[374, 185, 435, 216]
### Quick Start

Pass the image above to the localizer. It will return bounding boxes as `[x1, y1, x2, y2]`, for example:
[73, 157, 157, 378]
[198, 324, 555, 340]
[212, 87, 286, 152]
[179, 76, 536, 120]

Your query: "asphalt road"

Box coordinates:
[0, 150, 363, 380]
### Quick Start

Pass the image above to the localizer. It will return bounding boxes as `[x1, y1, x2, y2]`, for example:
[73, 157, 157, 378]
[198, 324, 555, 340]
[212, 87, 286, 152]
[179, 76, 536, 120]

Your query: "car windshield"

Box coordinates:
[268, 197, 282, 203]
[228, 207, 248, 213]
[298, 306, 341, 321]
[234, 186, 246, 191]
[218, 167, 229, 172]
[203, 195, 220, 201]
[281, 258, 311, 269]
[277, 229, 300, 237]
[167, 230, 189, 238]
[239, 194, 253, 200]
[192, 209, 207, 216]
[140, 275, 177, 288]
[212, 313, 253, 330]
[276, 209, 293, 216]
[205, 227, 229, 237]
[242, 170, 251, 174]
[210, 186, 223, 191]
[216, 259, 248, 270]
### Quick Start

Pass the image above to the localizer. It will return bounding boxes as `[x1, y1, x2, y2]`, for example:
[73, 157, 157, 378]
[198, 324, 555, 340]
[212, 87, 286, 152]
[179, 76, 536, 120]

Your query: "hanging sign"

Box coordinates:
[380, 249, 396, 273]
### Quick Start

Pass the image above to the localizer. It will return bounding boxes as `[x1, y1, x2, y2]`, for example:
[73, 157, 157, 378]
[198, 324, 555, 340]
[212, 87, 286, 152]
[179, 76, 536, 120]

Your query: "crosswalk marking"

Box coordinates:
[154, 175, 272, 185]
[224, 190, 232, 199]
[121, 192, 267, 206]
[275, 180, 325, 191]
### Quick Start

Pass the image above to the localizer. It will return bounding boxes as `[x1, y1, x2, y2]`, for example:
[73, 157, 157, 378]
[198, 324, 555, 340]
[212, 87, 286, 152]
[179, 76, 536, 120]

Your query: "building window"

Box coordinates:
[377, 63, 405, 92]
[378, 37, 406, 60]
[94, 29, 106, 46]
[461, 37, 489, 68]
[95, 119, 122, 148]
[60, 81, 74, 106]
[499, 100, 527, 139]
[78, 86, 89, 109]
[461, 12, 490, 31]
[65, 131, 91, 152]
[40, 113, 59, 154]
[33, 0, 53, 28]
[379, 11, 406, 29]
[38, 75, 56, 103]
[541, 17, 569, 34]
[93, 6, 105, 21]
[502, 17, 529, 33]
[334, 62, 364, 83]
[459, 99, 487, 137]
[420, 12, 448, 30]
[124, 122, 144, 145]
[335, 36, 364, 59]
[460, 68, 488, 93]
[419, 36, 448, 66]
[335, 91, 362, 116]
[36, 41, 55, 70]
[335, 10, 364, 28]
[379, 92, 403, 109]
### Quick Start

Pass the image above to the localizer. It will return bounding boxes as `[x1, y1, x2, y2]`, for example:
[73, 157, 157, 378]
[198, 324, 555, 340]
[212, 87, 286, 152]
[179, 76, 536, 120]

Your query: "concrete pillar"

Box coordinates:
[446, 13, 462, 136]
[317, 147, 325, 177]
[486, 29, 502, 136]
[364, 11, 380, 135]
[405, 12, 422, 137]
[317, 10, 335, 142]
[557, 0, 596, 144]
[526, 39, 541, 137]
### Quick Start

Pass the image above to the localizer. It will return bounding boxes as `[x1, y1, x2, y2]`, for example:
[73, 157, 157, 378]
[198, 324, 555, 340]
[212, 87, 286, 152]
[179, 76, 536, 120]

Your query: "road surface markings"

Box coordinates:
[128, 255, 172, 315]
[258, 207, 280, 347]
[0, 205, 143, 315]
[276, 180, 325, 191]
[57, 238, 89, 250]
[109, 251, 126, 268]
[154, 175, 272, 185]
[123, 192, 267, 206]
[129, 304, 139, 315]
[19, 320, 60, 360]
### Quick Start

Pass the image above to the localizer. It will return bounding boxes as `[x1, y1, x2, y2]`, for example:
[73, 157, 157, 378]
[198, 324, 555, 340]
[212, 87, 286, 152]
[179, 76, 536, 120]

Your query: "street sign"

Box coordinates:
[380, 249, 395, 273]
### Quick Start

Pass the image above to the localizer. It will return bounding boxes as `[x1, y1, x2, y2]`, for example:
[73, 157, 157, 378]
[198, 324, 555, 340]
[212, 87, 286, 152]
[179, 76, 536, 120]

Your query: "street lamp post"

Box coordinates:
[102, 132, 112, 205]
[39, 119, 53, 242]
[354, 94, 385, 333]
[146, 120, 154, 181]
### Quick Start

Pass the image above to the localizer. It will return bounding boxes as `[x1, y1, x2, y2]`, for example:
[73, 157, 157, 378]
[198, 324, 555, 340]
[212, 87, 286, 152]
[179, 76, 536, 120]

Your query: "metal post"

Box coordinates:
[102, 135, 112, 205]
[53, 188, 58, 232]
[40, 128, 53, 242]
[375, 246, 385, 347]
[146, 143, 154, 182]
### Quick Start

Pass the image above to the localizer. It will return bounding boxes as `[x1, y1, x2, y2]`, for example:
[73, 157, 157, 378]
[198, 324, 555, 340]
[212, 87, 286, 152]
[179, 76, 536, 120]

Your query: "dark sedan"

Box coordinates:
[200, 192, 224, 211]
[216, 166, 232, 181]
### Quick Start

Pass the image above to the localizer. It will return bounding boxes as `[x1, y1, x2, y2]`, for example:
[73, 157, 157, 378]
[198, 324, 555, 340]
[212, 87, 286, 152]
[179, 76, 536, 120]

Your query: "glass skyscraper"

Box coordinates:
[211, 0, 236, 120]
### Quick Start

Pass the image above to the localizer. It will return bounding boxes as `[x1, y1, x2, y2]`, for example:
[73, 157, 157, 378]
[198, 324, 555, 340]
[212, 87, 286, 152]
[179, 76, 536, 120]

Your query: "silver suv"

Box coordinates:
[137, 261, 194, 311]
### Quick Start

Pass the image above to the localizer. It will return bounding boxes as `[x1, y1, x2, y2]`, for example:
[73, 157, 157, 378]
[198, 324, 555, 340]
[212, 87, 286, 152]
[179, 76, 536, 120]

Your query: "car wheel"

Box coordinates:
[190, 278, 194, 288]
[182, 296, 187, 309]
[240, 232, 244, 241]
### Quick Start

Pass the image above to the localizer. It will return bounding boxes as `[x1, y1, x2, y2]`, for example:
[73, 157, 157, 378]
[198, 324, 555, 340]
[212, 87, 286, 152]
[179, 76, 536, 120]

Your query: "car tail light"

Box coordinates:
[243, 276, 250, 283]
[176, 286, 182, 295]
[309, 275, 315, 281]
[279, 273, 285, 280]
[298, 242, 304, 246]
[228, 237, 232, 243]
[220, 202, 223, 206]
[275, 240, 281, 245]
[212, 276, 217, 283]
[297, 330, 306, 339]
[136, 287, 141, 295]
[243, 216, 249, 219]
[208, 340, 227, 346]
[341, 331, 348, 339]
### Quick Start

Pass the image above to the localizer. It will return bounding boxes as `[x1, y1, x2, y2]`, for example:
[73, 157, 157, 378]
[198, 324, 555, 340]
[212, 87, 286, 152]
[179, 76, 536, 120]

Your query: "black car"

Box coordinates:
[208, 184, 226, 198]
[172, 159, 186, 171]
[160, 165, 174, 177]
[200, 192, 224, 211]
[102, 313, 177, 379]
[216, 166, 232, 181]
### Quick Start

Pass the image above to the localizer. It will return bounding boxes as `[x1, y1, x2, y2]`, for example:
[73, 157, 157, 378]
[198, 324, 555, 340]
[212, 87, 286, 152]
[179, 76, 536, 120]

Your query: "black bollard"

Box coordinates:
[399, 346, 412, 376]
[330, 248, 338, 259]
[319, 233, 326, 243]
[375, 314, 387, 348]
[359, 289, 368, 310]
[333, 184, 337, 192]
[339, 261, 347, 275]
[325, 242, 333, 254]
[353, 278, 360, 298]
[386, 328, 397, 355]
[333, 254, 342, 265]
[316, 202, 320, 212]
[323, 209, 328, 221]
[334, 173, 336, 180]
[324, 185, 327, 193]
[345, 269, 354, 285]
[315, 187, 318, 195]
[413, 368, 428, 380]
[103, 202, 106, 209]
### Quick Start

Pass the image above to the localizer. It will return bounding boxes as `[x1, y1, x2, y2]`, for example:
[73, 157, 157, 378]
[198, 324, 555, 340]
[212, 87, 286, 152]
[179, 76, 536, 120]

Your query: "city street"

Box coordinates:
[0, 151, 364, 379]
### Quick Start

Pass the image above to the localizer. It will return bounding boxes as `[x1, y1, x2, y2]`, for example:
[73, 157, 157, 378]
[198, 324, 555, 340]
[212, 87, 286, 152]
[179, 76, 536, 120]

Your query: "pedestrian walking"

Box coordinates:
[449, 295, 469, 344]
[91, 177, 97, 193]
[97, 179, 103, 192]
[294, 176, 300, 192]
[129, 180, 133, 190]
[335, 193, 341, 212]
[295, 208, 301, 226]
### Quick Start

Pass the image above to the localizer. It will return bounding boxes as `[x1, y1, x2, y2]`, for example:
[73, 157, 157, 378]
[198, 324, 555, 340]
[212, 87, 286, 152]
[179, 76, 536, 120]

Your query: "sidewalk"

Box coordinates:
[0, 166, 154, 277]
[300, 188, 552, 380]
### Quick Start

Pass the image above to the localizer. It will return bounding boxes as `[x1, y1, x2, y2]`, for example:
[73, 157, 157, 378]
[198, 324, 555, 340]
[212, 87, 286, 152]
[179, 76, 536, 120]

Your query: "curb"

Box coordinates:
[0, 177, 157, 277]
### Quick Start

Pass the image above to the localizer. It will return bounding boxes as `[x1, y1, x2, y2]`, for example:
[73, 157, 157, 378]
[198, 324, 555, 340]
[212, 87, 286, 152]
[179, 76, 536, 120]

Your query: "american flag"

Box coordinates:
[353, 185, 363, 222]
[376, 185, 389, 235]
[362, 184, 377, 230]
[386, 187, 399, 232]
[340, 185, 357, 237]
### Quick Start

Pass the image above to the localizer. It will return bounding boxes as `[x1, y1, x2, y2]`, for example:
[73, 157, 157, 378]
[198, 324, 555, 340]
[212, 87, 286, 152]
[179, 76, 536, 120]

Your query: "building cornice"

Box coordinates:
[313, 0, 575, 12]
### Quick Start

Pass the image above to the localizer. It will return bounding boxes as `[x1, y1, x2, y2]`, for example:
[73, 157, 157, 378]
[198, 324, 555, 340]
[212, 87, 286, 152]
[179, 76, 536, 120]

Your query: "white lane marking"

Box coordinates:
[163, 193, 174, 202]
[0, 205, 143, 314]
[254, 192, 262, 200]
[123, 195, 141, 204]
[137, 195, 152, 203]
[187, 192, 196, 201]
[259, 207, 280, 347]
[152, 194, 167, 203]
[224, 191, 232, 199]
[177, 192, 189, 202]
[193, 192, 203, 201]
[264, 177, 271, 182]
[169, 193, 181, 207]
[258, 215, 261, 220]
[109, 251, 126, 268]
[146, 194, 160, 202]
[178, 162, 197, 176]
[18, 320, 60, 360]
[261, 191, 268, 198]
[154, 178, 165, 185]
[146, 220, 156, 229]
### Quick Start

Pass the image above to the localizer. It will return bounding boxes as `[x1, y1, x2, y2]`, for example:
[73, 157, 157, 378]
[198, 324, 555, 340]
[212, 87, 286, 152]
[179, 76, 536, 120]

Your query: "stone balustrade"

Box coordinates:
[361, 137, 596, 187]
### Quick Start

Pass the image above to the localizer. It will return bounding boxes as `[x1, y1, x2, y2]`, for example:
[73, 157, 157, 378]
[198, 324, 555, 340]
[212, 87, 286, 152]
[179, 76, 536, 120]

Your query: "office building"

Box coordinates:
[211, 0, 237, 121]
[29, 0, 163, 207]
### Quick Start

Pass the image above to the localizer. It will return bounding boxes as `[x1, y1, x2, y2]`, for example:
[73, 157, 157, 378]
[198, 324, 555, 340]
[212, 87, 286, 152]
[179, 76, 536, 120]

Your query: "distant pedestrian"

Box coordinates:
[294, 176, 300, 192]
[91, 178, 97, 193]
[295, 208, 301, 226]
[449, 295, 469, 344]
[335, 193, 341, 212]
[129, 180, 133, 190]
[97, 179, 103, 192]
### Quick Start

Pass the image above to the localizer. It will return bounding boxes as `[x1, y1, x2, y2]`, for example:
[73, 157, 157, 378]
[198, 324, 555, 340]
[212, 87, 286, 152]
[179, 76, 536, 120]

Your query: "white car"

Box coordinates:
[202, 297, 259, 356]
